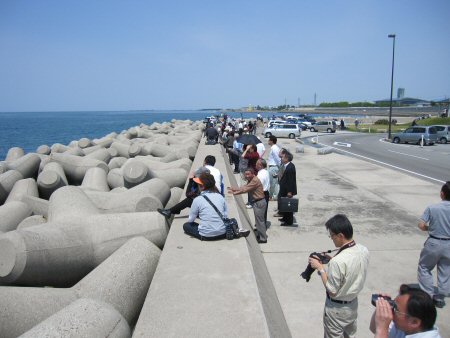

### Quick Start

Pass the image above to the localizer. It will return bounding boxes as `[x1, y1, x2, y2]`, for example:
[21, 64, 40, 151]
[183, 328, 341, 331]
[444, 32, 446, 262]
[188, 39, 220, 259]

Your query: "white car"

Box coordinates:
[263, 124, 301, 139]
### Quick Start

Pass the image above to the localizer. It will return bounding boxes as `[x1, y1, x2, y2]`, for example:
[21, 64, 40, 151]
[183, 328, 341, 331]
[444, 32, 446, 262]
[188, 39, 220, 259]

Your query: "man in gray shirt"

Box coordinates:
[418, 181, 450, 308]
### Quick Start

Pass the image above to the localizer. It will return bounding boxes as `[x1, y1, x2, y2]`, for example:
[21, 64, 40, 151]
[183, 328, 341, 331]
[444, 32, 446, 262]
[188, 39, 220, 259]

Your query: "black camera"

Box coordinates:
[371, 294, 396, 310]
[300, 252, 331, 282]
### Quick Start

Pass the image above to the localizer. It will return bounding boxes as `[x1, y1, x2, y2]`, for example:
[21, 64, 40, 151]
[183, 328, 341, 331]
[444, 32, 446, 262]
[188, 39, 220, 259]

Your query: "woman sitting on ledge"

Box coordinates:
[183, 172, 227, 241]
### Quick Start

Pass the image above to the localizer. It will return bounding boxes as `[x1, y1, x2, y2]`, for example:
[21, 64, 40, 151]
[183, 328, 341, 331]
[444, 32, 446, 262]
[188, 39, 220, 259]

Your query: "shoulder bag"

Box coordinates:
[202, 195, 239, 240]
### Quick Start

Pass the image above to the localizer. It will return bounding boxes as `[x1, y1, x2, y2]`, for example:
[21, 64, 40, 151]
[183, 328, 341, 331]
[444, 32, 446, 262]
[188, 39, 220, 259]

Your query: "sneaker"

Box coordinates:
[246, 203, 253, 209]
[433, 297, 446, 308]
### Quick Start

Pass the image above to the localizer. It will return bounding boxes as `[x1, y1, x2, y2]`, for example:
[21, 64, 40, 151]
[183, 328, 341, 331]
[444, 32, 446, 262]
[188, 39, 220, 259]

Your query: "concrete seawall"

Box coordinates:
[133, 140, 291, 337]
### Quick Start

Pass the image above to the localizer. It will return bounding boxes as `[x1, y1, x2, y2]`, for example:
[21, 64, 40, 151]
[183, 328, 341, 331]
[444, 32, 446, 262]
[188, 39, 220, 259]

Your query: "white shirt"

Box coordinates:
[204, 165, 222, 193]
[268, 144, 281, 166]
[257, 169, 270, 192]
[326, 243, 369, 302]
[388, 322, 441, 338]
[256, 143, 265, 157]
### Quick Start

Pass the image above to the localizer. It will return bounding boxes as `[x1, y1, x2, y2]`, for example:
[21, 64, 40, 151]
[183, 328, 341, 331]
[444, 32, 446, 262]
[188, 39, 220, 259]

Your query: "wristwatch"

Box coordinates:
[318, 269, 326, 276]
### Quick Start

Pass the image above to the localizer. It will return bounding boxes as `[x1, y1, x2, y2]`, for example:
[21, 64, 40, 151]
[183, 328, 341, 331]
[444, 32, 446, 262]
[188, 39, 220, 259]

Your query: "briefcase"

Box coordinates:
[278, 197, 299, 212]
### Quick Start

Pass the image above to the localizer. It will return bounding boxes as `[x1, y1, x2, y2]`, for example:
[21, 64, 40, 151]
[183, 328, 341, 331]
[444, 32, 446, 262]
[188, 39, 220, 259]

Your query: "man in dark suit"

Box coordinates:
[278, 150, 297, 226]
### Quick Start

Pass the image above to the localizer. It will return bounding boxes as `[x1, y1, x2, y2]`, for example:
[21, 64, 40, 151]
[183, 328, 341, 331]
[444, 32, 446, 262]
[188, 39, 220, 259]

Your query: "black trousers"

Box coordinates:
[278, 196, 293, 225]
[169, 197, 193, 214]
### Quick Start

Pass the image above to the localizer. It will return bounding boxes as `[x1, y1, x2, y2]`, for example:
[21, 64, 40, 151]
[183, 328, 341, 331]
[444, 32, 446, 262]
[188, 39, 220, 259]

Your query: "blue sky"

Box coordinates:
[0, 0, 449, 111]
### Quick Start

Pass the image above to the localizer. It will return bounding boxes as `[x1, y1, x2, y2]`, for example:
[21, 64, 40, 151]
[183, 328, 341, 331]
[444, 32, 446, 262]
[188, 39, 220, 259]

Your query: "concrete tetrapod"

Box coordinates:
[85, 178, 170, 213]
[0, 237, 161, 337]
[0, 204, 167, 286]
[81, 167, 110, 192]
[49, 152, 109, 185]
[5, 178, 39, 203]
[5, 147, 25, 162]
[0, 170, 24, 204]
[122, 160, 151, 188]
[19, 298, 132, 338]
[84, 147, 112, 163]
[37, 162, 68, 200]
[132, 156, 192, 173]
[0, 179, 38, 233]
[6, 153, 41, 179]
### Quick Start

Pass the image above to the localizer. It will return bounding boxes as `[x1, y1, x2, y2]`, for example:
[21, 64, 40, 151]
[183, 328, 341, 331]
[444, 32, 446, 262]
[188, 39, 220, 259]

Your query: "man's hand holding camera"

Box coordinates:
[373, 296, 394, 338]
[308, 254, 327, 271]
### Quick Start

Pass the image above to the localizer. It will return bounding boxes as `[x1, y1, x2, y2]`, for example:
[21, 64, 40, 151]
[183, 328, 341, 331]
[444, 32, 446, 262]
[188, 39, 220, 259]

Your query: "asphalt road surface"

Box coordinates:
[302, 130, 450, 184]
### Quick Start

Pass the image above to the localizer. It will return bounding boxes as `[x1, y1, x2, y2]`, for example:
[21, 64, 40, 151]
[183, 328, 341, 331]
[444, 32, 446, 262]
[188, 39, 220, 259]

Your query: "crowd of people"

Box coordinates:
[161, 117, 448, 337]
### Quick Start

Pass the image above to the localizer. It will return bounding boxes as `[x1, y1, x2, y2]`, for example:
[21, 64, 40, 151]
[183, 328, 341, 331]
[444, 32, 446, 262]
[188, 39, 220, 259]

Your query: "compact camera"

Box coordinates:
[300, 252, 331, 282]
[371, 294, 396, 310]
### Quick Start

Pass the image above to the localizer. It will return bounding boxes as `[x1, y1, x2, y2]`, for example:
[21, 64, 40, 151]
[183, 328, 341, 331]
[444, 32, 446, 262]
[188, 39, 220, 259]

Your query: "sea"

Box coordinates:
[0, 110, 274, 160]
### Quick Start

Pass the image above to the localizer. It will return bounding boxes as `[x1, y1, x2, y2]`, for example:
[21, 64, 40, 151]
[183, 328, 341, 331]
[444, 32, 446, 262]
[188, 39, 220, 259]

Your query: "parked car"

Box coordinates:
[267, 120, 286, 128]
[392, 126, 438, 145]
[263, 124, 301, 139]
[309, 121, 336, 133]
[431, 125, 449, 144]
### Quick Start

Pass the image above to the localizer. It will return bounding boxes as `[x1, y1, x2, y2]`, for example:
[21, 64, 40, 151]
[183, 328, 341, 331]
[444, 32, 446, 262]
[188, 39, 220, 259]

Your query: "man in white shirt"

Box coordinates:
[370, 284, 441, 338]
[256, 159, 270, 225]
[267, 135, 281, 201]
[309, 214, 370, 338]
[203, 155, 223, 195]
[256, 141, 266, 158]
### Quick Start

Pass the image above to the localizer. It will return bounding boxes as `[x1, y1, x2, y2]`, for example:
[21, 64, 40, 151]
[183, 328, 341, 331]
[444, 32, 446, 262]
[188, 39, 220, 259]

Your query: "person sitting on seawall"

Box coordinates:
[369, 284, 441, 338]
[183, 172, 227, 241]
[157, 166, 210, 219]
[205, 123, 219, 143]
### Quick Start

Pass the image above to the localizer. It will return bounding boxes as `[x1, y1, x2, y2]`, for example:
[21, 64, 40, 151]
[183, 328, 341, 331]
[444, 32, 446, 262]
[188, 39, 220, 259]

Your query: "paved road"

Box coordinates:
[302, 131, 450, 183]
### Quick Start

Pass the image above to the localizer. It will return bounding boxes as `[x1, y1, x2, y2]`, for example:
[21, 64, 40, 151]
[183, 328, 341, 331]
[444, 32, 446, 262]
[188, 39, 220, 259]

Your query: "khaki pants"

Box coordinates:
[323, 298, 358, 338]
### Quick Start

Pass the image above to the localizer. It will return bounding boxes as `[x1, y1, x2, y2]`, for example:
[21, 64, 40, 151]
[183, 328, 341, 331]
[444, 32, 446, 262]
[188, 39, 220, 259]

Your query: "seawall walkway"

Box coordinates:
[135, 132, 449, 337]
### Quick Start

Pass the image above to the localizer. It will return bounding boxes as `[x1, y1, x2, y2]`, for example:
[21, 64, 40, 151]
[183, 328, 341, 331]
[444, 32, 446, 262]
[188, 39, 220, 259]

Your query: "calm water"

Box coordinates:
[0, 110, 271, 160]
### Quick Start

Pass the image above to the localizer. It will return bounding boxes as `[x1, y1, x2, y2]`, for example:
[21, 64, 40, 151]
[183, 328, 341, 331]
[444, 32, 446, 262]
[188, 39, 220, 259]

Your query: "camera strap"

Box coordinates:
[334, 240, 356, 257]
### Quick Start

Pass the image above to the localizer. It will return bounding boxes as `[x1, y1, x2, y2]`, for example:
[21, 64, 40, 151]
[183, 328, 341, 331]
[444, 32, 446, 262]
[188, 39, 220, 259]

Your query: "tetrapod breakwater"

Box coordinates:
[0, 120, 204, 337]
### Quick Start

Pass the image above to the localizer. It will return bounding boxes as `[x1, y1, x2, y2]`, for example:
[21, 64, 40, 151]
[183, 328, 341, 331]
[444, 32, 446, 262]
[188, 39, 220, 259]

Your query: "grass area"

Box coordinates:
[346, 117, 450, 133]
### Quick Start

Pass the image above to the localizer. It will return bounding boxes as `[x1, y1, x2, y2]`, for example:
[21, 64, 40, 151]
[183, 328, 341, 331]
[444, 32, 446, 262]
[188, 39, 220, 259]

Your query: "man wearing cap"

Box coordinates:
[228, 168, 268, 244]
[157, 166, 210, 219]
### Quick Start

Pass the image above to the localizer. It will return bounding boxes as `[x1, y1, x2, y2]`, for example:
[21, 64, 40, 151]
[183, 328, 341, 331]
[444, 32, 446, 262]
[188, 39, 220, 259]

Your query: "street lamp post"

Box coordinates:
[388, 34, 396, 140]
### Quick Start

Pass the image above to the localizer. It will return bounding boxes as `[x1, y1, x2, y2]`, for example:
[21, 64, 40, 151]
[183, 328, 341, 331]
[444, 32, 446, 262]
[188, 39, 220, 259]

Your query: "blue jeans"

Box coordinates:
[183, 222, 226, 241]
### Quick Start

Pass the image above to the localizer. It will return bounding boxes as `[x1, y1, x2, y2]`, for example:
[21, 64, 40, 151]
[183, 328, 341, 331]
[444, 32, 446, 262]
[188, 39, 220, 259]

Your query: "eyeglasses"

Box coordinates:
[393, 303, 409, 317]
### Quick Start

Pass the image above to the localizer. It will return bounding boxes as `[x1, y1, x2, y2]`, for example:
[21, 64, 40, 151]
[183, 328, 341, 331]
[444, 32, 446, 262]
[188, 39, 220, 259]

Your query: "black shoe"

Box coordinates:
[434, 298, 446, 308]
[280, 222, 297, 227]
[238, 229, 251, 238]
[157, 208, 172, 218]
[257, 238, 267, 244]
[233, 171, 239, 174]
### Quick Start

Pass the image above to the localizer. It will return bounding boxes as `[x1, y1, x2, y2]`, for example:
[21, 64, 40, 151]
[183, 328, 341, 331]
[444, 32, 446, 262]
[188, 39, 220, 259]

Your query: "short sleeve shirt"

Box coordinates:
[257, 169, 270, 192]
[420, 201, 450, 238]
[326, 243, 369, 302]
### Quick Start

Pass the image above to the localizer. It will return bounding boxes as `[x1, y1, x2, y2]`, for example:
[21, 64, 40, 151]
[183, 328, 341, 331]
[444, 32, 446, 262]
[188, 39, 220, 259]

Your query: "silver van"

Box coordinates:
[309, 121, 336, 133]
[392, 126, 438, 145]
[431, 125, 449, 144]
[263, 124, 301, 139]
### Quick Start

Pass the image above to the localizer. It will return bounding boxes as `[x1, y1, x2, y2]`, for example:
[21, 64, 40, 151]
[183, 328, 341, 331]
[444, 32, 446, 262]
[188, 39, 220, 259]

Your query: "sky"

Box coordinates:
[0, 0, 449, 111]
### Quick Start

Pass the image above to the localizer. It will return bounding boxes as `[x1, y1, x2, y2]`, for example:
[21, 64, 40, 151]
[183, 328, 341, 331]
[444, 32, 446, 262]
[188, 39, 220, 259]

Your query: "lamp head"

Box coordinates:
[388, 34, 396, 38]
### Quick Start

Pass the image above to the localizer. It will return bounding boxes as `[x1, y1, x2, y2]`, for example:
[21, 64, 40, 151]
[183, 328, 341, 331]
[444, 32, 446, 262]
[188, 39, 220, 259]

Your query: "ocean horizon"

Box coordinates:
[0, 110, 267, 160]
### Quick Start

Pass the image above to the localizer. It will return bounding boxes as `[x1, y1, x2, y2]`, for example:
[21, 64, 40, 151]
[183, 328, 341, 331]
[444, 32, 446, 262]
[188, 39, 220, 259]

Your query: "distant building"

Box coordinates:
[397, 87, 405, 99]
[374, 97, 430, 106]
